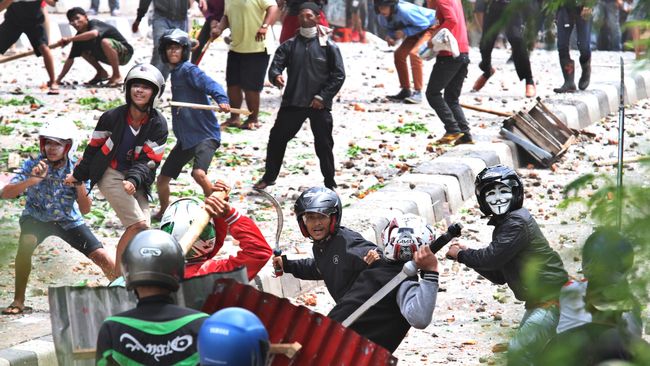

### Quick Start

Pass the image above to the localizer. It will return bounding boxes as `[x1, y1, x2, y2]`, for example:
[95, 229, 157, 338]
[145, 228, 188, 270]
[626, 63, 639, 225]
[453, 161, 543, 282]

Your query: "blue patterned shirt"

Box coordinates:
[11, 156, 88, 229]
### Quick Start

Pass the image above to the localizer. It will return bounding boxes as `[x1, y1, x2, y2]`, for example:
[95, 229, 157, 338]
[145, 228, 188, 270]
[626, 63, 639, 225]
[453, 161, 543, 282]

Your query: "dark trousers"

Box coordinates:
[262, 106, 336, 188]
[556, 6, 592, 63]
[479, 0, 533, 83]
[425, 54, 470, 136]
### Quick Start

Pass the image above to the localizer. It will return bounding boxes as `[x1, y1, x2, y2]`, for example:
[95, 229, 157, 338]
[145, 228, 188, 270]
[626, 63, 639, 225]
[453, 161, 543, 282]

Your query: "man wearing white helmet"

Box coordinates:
[328, 213, 440, 352]
[2, 121, 115, 315]
[65, 64, 169, 273]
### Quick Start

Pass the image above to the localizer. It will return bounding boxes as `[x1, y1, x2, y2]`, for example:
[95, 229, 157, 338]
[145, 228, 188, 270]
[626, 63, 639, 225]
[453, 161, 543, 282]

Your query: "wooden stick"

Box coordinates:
[0, 42, 62, 64]
[195, 38, 213, 65]
[178, 191, 228, 255]
[460, 103, 512, 117]
[270, 342, 302, 358]
[169, 101, 252, 116]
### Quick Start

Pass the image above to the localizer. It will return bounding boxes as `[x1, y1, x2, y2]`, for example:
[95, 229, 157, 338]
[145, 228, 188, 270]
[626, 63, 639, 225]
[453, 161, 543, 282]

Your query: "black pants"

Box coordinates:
[479, 0, 534, 83]
[262, 106, 336, 188]
[425, 54, 470, 136]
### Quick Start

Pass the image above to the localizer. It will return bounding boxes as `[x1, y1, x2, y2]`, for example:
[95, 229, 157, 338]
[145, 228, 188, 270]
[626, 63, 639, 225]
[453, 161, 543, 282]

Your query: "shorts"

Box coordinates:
[226, 51, 270, 91]
[19, 216, 103, 257]
[97, 167, 150, 227]
[96, 38, 133, 65]
[0, 20, 47, 56]
[160, 139, 220, 179]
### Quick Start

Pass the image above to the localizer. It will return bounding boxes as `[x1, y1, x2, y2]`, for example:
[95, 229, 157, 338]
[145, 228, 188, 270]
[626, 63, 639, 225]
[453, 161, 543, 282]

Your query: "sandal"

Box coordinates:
[85, 75, 109, 86]
[253, 179, 275, 190]
[47, 87, 60, 95]
[2, 304, 32, 315]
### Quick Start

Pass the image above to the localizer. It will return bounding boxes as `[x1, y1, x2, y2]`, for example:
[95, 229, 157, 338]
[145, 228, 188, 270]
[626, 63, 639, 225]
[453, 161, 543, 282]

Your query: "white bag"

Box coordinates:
[418, 27, 460, 61]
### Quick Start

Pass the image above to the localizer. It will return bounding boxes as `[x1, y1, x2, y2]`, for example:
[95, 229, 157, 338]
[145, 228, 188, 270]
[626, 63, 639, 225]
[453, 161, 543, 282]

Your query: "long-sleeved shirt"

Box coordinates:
[376, 1, 437, 39]
[170, 61, 228, 150]
[268, 34, 345, 110]
[136, 0, 190, 22]
[432, 0, 469, 55]
[184, 207, 273, 281]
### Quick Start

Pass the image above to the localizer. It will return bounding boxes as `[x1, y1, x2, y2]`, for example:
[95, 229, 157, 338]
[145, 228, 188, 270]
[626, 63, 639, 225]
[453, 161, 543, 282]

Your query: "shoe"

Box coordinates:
[253, 179, 276, 190]
[454, 135, 475, 145]
[579, 59, 591, 91]
[387, 88, 412, 100]
[472, 68, 495, 92]
[404, 91, 422, 104]
[553, 59, 576, 94]
[110, 9, 120, 16]
[435, 132, 464, 144]
[86, 8, 98, 15]
[525, 83, 536, 98]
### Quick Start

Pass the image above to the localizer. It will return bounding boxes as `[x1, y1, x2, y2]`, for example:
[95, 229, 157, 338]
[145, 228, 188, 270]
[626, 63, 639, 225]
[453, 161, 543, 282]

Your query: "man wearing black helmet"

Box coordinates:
[272, 187, 379, 303]
[446, 165, 568, 365]
[66, 64, 169, 273]
[96, 230, 208, 365]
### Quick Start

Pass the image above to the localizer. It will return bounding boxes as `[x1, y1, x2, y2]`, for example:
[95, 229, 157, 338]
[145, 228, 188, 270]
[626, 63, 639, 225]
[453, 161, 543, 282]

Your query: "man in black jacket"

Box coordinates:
[65, 64, 168, 273]
[273, 187, 378, 303]
[253, 2, 345, 190]
[446, 165, 568, 365]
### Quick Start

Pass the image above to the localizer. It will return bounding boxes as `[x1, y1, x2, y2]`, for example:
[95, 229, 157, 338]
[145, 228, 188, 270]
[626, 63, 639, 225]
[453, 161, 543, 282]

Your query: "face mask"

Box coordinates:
[485, 183, 513, 215]
[299, 26, 317, 38]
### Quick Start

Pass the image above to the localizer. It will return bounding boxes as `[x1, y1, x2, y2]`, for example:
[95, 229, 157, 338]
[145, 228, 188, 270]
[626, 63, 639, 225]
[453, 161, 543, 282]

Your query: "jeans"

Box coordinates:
[425, 54, 470, 136]
[90, 0, 119, 11]
[262, 107, 336, 188]
[151, 13, 187, 80]
[507, 306, 560, 365]
[479, 0, 534, 83]
[556, 6, 592, 63]
[597, 0, 621, 51]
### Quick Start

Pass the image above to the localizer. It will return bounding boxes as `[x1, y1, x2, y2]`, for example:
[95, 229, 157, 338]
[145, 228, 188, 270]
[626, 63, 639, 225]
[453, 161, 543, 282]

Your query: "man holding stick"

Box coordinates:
[0, 0, 59, 94]
[153, 29, 230, 221]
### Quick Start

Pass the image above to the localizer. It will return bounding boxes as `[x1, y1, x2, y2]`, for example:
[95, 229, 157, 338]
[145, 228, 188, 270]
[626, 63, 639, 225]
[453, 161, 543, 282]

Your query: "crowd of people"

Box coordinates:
[1, 0, 649, 365]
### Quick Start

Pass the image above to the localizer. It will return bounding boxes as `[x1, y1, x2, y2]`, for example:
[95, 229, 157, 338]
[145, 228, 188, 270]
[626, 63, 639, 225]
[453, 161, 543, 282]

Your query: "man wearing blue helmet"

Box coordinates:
[446, 165, 568, 365]
[198, 307, 270, 366]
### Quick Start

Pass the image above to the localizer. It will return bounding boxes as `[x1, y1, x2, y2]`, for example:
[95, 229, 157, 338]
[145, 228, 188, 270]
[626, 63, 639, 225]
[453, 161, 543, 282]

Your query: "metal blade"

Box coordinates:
[254, 188, 284, 250]
[342, 266, 411, 327]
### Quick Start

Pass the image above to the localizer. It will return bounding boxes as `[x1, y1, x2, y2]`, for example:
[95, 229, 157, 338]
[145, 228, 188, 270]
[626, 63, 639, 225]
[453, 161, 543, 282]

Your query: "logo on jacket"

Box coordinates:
[333, 254, 339, 265]
[119, 333, 193, 361]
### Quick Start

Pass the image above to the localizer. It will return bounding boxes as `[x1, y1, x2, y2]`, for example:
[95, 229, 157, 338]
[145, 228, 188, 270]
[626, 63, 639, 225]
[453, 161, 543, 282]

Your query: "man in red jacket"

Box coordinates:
[424, 0, 472, 145]
[163, 180, 273, 281]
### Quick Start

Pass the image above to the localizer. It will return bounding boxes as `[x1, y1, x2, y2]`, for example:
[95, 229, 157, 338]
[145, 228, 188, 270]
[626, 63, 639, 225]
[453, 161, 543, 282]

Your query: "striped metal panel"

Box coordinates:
[202, 279, 398, 366]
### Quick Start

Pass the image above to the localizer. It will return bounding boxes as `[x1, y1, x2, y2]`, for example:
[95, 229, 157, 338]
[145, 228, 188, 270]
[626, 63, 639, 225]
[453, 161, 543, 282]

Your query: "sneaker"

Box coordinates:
[454, 135, 475, 145]
[404, 91, 422, 104]
[387, 88, 412, 100]
[435, 132, 464, 145]
[86, 8, 98, 15]
[110, 9, 121, 16]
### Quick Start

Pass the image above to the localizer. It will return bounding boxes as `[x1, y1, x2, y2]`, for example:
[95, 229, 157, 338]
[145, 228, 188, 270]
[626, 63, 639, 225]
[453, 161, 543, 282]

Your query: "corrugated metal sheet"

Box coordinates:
[49, 267, 248, 366]
[202, 279, 398, 366]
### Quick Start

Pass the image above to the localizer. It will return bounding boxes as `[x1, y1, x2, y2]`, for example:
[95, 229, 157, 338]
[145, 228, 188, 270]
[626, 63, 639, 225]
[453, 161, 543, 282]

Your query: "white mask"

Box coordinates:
[485, 183, 513, 215]
[299, 26, 317, 38]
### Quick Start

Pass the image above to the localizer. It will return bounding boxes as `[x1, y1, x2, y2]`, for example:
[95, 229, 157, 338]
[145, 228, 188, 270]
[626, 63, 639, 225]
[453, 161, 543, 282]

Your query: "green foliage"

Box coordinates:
[391, 122, 428, 134]
[77, 97, 122, 111]
[0, 95, 44, 107]
[347, 144, 362, 157]
[0, 125, 14, 135]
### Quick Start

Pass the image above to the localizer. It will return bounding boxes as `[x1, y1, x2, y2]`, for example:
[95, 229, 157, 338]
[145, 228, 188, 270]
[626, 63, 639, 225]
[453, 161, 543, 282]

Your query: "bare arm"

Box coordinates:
[75, 183, 92, 215]
[56, 58, 75, 83]
[1, 178, 40, 199]
[0, 0, 13, 12]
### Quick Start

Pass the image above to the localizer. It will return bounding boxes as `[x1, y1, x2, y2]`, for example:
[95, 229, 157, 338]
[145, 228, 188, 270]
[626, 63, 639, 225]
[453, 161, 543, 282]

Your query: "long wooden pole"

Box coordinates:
[460, 103, 512, 117]
[169, 100, 252, 116]
[0, 42, 62, 64]
[178, 191, 228, 255]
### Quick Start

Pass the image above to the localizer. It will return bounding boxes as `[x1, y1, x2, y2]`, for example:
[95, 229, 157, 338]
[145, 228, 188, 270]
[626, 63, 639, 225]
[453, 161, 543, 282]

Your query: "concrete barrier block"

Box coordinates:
[441, 149, 500, 167]
[104, 18, 134, 41]
[576, 93, 602, 124]
[366, 190, 435, 223]
[633, 72, 649, 100]
[624, 76, 637, 104]
[280, 273, 302, 298]
[381, 182, 447, 223]
[549, 103, 581, 130]
[414, 161, 474, 200]
[435, 156, 486, 178]
[352, 198, 420, 216]
[396, 173, 463, 214]
[256, 269, 284, 297]
[58, 22, 74, 38]
[593, 83, 619, 114]
[454, 142, 515, 168]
